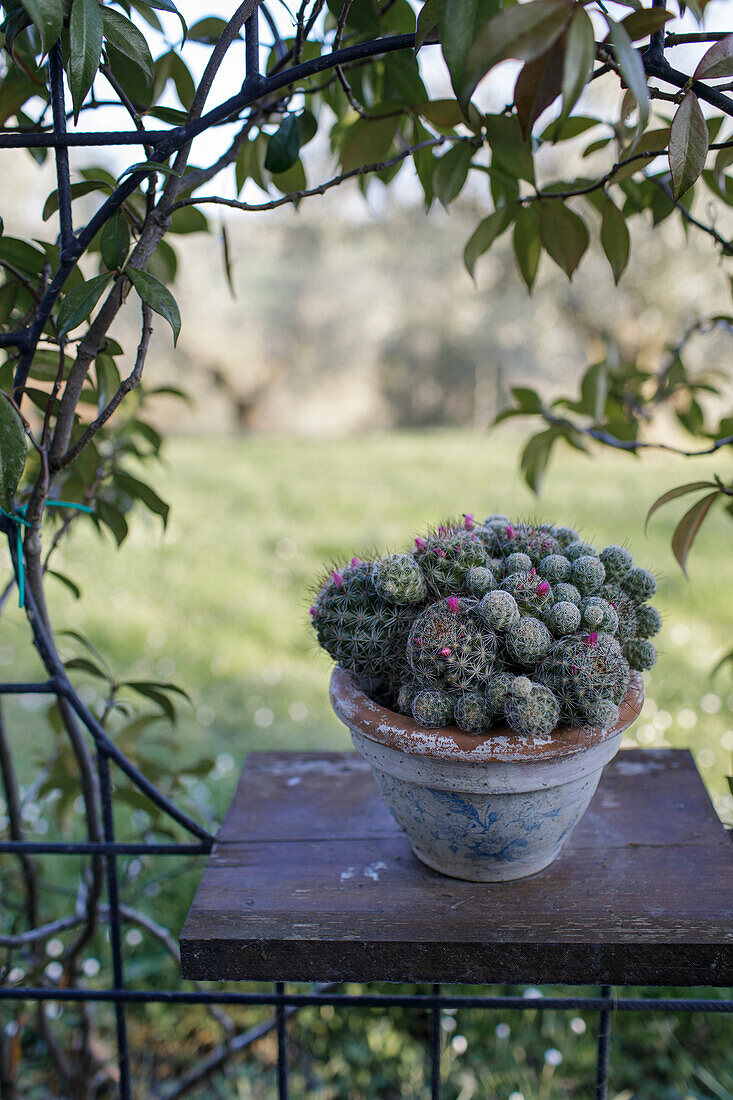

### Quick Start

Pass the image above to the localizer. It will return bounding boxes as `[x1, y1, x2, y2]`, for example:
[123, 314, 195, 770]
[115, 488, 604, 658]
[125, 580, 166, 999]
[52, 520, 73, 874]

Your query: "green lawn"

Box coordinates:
[2, 428, 732, 819]
[3, 430, 733, 1098]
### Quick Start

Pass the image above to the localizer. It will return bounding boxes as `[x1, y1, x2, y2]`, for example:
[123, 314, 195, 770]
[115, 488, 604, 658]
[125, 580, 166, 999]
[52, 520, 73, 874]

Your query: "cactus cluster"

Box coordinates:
[312, 515, 661, 738]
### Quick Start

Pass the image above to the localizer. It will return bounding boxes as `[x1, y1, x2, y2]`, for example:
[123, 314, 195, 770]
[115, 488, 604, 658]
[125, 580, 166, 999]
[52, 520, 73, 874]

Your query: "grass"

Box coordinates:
[4, 428, 731, 814]
[2, 429, 732, 1098]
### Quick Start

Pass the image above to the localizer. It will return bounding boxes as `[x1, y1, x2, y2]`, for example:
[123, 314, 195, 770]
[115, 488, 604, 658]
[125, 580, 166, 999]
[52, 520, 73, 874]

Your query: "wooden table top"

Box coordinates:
[180, 748, 733, 986]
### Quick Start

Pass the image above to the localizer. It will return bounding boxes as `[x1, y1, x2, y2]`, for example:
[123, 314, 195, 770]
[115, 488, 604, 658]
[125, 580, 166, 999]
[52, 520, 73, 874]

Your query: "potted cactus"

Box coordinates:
[311, 516, 656, 882]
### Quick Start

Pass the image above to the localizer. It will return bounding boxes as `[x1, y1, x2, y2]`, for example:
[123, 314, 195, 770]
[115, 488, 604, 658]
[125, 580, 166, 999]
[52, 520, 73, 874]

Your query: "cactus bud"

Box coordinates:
[440, 647, 451, 657]
[332, 571, 344, 588]
[446, 596, 460, 612]
[464, 513, 475, 530]
[415, 537, 426, 552]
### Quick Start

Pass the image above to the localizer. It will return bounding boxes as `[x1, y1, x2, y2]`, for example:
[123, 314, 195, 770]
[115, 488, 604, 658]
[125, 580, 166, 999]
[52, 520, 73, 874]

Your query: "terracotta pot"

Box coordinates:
[330, 668, 644, 882]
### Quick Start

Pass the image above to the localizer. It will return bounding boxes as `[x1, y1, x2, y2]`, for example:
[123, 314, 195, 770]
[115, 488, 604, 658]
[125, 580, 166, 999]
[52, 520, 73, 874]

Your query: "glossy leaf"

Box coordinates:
[600, 197, 630, 284]
[539, 201, 589, 277]
[644, 479, 718, 533]
[463, 206, 513, 279]
[0, 395, 26, 512]
[101, 9, 154, 81]
[440, 0, 499, 105]
[100, 212, 130, 270]
[561, 6, 595, 121]
[521, 427, 560, 493]
[434, 141, 473, 205]
[19, 0, 63, 54]
[56, 272, 114, 339]
[671, 490, 720, 576]
[669, 91, 708, 200]
[416, 0, 442, 49]
[620, 7, 673, 41]
[340, 115, 399, 173]
[513, 206, 541, 290]
[69, 0, 103, 121]
[264, 114, 301, 175]
[465, 0, 572, 107]
[126, 267, 181, 345]
[693, 32, 733, 81]
[515, 38, 564, 139]
[42, 179, 111, 222]
[605, 17, 649, 129]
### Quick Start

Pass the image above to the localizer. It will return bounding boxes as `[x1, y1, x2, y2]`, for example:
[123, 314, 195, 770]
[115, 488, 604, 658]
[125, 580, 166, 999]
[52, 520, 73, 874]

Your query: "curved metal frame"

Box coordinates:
[0, 8, 731, 1100]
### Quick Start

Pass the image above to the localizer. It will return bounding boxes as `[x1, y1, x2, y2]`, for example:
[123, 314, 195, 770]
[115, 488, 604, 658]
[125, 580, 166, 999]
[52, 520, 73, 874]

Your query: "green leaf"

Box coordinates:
[463, 207, 513, 279]
[693, 32, 733, 81]
[511, 386, 544, 414]
[644, 480, 718, 534]
[434, 141, 473, 205]
[56, 272, 114, 339]
[0, 395, 26, 512]
[0, 237, 46, 277]
[47, 569, 82, 599]
[101, 9, 154, 82]
[100, 212, 130, 270]
[340, 115, 400, 173]
[520, 427, 559, 493]
[620, 7, 673, 41]
[671, 490, 720, 576]
[605, 17, 649, 130]
[415, 99, 464, 128]
[126, 267, 181, 346]
[114, 469, 170, 527]
[65, 656, 109, 681]
[465, 0, 572, 108]
[42, 178, 111, 222]
[416, 0, 442, 49]
[561, 6, 595, 121]
[264, 114, 301, 175]
[514, 38, 563, 139]
[169, 205, 208, 234]
[19, 0, 63, 54]
[96, 498, 128, 545]
[669, 91, 708, 200]
[600, 196, 630, 284]
[188, 16, 229, 44]
[513, 206, 541, 290]
[440, 0, 499, 105]
[484, 114, 535, 183]
[538, 201, 589, 278]
[69, 0, 104, 122]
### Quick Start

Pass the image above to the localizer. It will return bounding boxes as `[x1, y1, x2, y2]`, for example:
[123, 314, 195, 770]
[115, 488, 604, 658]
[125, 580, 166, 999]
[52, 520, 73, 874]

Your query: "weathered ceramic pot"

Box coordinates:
[330, 668, 644, 882]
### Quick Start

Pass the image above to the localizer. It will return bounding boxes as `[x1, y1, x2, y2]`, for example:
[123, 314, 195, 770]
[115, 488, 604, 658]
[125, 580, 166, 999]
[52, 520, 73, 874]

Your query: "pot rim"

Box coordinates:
[330, 667, 644, 764]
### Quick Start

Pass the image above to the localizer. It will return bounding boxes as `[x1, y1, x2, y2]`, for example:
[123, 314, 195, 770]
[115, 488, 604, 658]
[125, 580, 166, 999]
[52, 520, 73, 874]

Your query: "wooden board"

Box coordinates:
[179, 749, 733, 986]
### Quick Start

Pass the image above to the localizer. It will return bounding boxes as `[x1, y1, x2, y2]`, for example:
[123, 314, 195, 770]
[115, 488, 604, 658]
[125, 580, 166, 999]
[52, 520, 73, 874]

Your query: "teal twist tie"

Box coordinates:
[0, 500, 94, 608]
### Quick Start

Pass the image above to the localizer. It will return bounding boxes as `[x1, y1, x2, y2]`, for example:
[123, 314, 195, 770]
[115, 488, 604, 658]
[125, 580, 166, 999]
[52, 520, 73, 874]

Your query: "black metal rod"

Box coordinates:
[0, 989, 730, 1011]
[595, 985, 614, 1100]
[430, 983, 441, 1100]
[48, 42, 75, 257]
[0, 841, 209, 855]
[0, 34, 418, 150]
[98, 749, 132, 1100]
[276, 981, 289, 1100]
[245, 9, 261, 88]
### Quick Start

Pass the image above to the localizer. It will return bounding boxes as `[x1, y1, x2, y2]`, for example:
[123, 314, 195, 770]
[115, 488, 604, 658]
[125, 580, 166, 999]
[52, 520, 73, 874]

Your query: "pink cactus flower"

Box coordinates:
[586, 632, 599, 647]
[415, 536, 427, 552]
[436, 547, 446, 558]
[506, 523, 516, 539]
[440, 647, 452, 657]
[446, 596, 460, 612]
[464, 513, 474, 531]
[332, 571, 344, 588]
[309, 606, 317, 617]
[414, 637, 423, 647]
[351, 557, 360, 567]
[438, 525, 447, 536]
[537, 580, 550, 596]
[529, 567, 536, 576]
